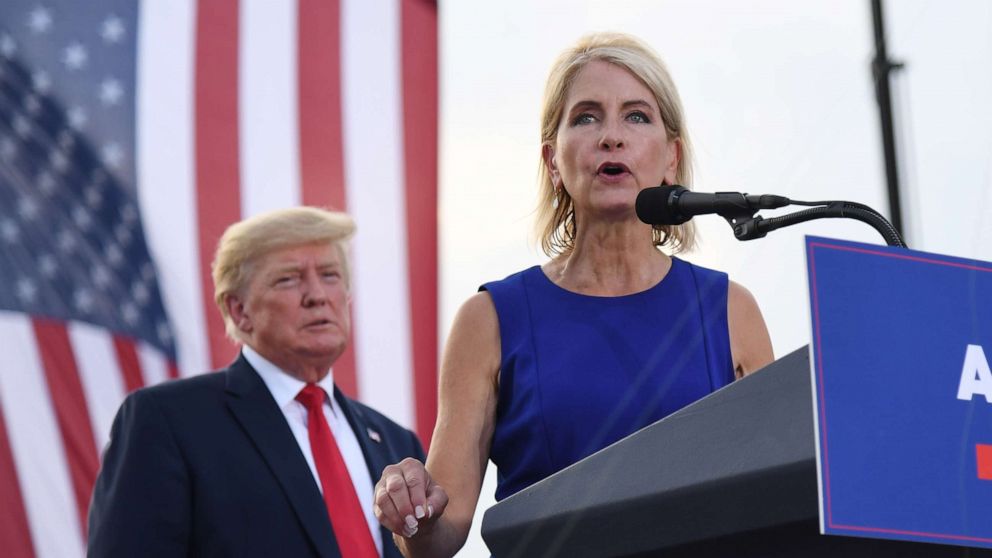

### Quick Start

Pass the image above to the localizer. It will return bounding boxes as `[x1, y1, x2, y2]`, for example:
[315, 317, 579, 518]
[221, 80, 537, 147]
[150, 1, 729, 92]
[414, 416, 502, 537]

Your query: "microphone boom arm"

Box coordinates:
[727, 200, 907, 247]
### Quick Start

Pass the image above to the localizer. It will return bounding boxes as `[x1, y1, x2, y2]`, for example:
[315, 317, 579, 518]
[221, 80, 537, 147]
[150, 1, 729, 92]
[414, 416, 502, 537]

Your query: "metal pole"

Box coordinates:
[870, 0, 905, 236]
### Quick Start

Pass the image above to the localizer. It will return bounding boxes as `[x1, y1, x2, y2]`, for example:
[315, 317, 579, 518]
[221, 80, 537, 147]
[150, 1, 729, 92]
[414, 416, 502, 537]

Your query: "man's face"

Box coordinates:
[231, 242, 349, 379]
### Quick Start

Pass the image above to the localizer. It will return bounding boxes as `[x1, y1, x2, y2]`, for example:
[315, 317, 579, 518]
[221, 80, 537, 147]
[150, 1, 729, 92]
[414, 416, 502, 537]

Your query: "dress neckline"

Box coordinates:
[531, 257, 682, 300]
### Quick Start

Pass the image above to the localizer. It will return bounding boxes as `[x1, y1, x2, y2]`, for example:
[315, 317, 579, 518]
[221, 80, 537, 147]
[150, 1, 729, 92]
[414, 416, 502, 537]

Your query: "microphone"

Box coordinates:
[635, 185, 791, 225]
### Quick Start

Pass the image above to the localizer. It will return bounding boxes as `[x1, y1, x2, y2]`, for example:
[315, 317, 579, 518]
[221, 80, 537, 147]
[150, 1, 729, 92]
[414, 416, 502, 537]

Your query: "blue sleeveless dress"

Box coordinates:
[481, 257, 734, 500]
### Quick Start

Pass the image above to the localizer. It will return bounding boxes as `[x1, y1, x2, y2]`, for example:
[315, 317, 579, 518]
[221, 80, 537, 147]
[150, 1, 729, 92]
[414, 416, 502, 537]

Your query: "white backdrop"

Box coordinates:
[438, 1, 992, 555]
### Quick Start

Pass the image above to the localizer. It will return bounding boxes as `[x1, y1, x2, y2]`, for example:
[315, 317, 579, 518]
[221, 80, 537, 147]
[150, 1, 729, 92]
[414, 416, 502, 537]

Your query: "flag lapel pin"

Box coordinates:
[367, 428, 382, 443]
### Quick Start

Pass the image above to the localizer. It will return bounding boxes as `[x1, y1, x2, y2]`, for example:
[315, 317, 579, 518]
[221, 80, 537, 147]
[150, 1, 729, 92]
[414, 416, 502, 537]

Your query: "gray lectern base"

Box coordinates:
[480, 346, 991, 558]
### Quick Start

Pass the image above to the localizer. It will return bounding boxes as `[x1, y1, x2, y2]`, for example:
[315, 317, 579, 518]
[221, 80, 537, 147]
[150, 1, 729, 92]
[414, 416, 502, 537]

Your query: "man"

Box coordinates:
[88, 207, 425, 557]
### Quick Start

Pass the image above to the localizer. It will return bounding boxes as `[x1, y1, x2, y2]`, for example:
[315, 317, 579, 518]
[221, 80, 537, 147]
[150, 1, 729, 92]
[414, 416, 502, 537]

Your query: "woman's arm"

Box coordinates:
[376, 291, 501, 557]
[728, 280, 774, 378]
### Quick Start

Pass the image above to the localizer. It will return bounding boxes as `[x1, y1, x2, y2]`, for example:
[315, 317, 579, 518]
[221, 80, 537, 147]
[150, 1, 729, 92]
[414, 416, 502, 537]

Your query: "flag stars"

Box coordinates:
[23, 94, 41, 115]
[73, 289, 95, 314]
[32, 70, 51, 93]
[140, 262, 155, 282]
[157, 322, 173, 344]
[1, 137, 17, 160]
[132, 280, 150, 305]
[57, 129, 75, 150]
[120, 204, 138, 224]
[72, 206, 93, 230]
[101, 15, 125, 44]
[13, 115, 32, 138]
[104, 243, 124, 266]
[50, 148, 70, 172]
[84, 185, 103, 208]
[57, 229, 77, 252]
[101, 143, 123, 168]
[121, 302, 139, 326]
[17, 196, 40, 221]
[1, 219, 20, 243]
[99, 78, 123, 106]
[27, 6, 53, 34]
[37, 170, 57, 196]
[0, 34, 16, 58]
[62, 42, 87, 70]
[38, 254, 57, 278]
[92, 264, 113, 289]
[114, 222, 132, 245]
[67, 106, 87, 129]
[16, 278, 38, 304]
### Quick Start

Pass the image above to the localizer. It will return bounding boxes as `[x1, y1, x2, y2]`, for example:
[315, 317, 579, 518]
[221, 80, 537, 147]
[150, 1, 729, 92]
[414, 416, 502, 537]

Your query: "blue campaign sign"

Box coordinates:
[806, 236, 992, 549]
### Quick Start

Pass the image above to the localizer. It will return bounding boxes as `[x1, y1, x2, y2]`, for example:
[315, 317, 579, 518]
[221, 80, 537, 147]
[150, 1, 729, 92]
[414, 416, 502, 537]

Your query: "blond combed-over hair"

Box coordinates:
[536, 32, 697, 256]
[212, 206, 356, 343]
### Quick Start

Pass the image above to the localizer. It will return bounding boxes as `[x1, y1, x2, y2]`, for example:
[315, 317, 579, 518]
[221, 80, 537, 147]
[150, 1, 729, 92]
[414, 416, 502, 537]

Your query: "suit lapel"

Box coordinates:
[334, 388, 403, 558]
[225, 356, 342, 558]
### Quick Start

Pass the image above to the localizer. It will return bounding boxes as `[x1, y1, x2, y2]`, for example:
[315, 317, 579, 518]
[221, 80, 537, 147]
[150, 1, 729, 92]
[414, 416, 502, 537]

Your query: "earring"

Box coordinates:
[552, 188, 560, 209]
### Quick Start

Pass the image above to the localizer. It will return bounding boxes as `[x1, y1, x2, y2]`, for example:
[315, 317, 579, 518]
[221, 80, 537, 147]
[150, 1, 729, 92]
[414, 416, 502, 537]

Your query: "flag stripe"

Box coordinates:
[0, 401, 36, 558]
[194, 0, 242, 370]
[31, 320, 99, 538]
[136, 0, 207, 378]
[69, 323, 126, 455]
[297, 0, 359, 397]
[239, 0, 301, 217]
[112, 336, 144, 394]
[401, 0, 439, 443]
[137, 341, 172, 386]
[342, 0, 414, 427]
[0, 314, 84, 558]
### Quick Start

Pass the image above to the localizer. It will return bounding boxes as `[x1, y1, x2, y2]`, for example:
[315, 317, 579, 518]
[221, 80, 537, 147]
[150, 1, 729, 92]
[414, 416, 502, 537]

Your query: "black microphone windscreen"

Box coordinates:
[636, 185, 689, 225]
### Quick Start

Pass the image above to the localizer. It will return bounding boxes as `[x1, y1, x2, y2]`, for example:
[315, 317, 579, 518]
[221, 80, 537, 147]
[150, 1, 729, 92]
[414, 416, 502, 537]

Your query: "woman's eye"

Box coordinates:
[570, 113, 596, 126]
[627, 111, 650, 124]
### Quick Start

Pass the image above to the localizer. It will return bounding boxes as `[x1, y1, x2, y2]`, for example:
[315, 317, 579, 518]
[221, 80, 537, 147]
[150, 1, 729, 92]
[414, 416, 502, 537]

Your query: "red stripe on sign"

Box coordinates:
[112, 336, 144, 393]
[401, 0, 439, 444]
[0, 404, 36, 558]
[31, 319, 99, 538]
[978, 444, 992, 480]
[297, 0, 358, 398]
[195, 0, 242, 371]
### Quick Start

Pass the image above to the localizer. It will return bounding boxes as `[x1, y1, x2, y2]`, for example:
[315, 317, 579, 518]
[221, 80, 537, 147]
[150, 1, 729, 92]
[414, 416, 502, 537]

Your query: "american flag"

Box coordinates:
[0, 1, 438, 556]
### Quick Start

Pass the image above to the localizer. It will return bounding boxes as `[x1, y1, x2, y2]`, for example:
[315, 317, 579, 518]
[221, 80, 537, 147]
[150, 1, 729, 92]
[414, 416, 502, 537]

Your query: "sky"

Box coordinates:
[437, 1, 992, 555]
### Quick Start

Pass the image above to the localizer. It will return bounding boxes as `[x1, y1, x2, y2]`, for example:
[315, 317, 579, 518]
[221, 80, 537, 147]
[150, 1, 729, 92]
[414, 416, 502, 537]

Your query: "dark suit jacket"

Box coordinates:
[87, 354, 425, 557]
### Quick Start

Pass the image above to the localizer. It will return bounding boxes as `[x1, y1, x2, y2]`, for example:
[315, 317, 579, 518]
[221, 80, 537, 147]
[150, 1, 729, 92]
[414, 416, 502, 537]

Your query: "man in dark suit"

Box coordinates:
[88, 207, 425, 558]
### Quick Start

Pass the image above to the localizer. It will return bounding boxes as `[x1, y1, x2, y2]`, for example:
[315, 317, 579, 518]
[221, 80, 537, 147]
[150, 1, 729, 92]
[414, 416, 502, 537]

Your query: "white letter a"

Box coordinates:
[957, 344, 992, 403]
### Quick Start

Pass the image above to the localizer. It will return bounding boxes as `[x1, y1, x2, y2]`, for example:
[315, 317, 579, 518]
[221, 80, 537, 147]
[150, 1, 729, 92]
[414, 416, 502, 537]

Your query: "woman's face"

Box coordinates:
[545, 60, 679, 222]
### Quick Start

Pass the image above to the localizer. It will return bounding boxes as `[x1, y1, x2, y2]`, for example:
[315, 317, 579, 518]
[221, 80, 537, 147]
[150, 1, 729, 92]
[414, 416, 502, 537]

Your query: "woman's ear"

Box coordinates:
[542, 143, 562, 188]
[663, 137, 682, 185]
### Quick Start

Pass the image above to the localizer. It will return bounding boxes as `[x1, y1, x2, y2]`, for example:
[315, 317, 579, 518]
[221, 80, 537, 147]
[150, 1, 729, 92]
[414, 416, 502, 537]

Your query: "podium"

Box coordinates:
[480, 347, 992, 557]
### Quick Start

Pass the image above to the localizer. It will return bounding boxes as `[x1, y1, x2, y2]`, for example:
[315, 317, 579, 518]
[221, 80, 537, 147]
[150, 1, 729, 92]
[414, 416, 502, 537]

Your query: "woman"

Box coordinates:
[374, 32, 774, 556]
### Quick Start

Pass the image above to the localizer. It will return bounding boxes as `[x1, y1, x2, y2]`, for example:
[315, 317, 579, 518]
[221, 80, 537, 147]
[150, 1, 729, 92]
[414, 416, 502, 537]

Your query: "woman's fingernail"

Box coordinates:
[404, 525, 418, 538]
[405, 515, 418, 529]
[427, 504, 434, 518]
[415, 505, 425, 519]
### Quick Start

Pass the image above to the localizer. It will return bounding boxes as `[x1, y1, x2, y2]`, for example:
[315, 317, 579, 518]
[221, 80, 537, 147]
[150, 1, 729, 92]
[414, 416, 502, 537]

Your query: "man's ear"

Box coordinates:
[225, 294, 252, 334]
[542, 143, 562, 188]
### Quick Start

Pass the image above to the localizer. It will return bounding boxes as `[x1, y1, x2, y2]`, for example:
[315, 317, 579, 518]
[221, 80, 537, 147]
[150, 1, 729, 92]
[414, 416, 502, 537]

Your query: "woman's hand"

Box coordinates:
[374, 457, 449, 539]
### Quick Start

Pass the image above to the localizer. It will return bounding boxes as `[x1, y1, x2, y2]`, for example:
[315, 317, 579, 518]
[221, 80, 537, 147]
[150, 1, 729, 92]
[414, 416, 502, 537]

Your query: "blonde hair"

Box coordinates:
[212, 206, 356, 342]
[536, 32, 696, 256]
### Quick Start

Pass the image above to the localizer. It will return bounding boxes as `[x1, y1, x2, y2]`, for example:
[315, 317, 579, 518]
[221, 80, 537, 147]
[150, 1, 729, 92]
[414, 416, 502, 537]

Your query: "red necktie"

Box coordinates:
[296, 384, 378, 558]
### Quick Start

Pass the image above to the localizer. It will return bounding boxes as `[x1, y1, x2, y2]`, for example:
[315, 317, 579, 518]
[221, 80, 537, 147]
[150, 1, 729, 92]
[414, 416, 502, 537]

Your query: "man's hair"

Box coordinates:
[212, 206, 356, 342]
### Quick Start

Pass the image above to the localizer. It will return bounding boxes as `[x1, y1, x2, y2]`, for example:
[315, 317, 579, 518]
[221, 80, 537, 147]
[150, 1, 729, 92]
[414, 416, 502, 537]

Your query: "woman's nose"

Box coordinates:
[599, 120, 625, 150]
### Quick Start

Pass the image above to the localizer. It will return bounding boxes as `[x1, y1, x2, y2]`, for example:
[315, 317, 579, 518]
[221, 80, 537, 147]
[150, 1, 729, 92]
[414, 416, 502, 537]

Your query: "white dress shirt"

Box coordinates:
[243, 346, 383, 557]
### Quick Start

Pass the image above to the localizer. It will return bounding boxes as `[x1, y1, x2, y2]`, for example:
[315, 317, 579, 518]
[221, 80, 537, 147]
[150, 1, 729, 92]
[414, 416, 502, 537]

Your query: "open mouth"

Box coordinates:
[598, 162, 630, 176]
